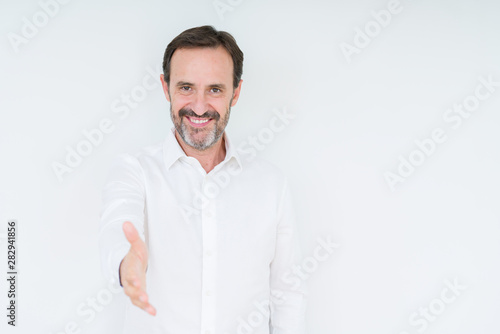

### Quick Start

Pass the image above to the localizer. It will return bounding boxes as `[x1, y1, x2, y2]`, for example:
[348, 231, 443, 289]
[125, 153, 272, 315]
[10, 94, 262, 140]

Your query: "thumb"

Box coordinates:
[122, 221, 147, 259]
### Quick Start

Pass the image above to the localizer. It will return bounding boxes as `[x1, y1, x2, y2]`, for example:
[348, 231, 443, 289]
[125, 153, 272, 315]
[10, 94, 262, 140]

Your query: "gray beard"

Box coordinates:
[171, 105, 231, 151]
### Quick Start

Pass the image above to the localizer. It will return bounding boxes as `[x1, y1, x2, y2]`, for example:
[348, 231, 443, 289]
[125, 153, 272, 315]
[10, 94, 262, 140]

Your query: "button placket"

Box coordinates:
[200, 176, 217, 333]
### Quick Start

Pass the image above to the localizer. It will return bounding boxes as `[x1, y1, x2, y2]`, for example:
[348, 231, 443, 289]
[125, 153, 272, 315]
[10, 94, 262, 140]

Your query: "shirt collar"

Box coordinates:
[163, 127, 243, 172]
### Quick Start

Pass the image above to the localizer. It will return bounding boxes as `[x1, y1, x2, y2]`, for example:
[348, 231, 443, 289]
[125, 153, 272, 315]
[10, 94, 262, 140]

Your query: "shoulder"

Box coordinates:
[109, 139, 164, 175]
[129, 140, 164, 161]
[120, 139, 164, 163]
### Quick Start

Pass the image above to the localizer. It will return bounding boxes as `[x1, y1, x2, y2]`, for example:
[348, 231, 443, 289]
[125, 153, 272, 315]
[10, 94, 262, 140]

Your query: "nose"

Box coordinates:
[191, 90, 208, 117]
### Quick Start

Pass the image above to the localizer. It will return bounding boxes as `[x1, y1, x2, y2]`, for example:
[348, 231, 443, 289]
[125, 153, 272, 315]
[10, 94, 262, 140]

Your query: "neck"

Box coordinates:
[175, 130, 226, 174]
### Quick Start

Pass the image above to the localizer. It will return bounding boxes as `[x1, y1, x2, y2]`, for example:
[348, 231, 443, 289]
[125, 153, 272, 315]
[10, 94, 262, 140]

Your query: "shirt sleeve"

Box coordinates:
[269, 179, 307, 334]
[98, 153, 147, 284]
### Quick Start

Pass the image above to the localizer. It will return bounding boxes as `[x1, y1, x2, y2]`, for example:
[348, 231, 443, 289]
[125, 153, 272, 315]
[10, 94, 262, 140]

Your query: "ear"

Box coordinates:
[230, 79, 243, 107]
[160, 74, 171, 102]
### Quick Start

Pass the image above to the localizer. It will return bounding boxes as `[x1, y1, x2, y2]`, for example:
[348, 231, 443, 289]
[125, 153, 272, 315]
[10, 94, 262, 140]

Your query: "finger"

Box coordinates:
[122, 221, 146, 258]
[122, 274, 147, 302]
[122, 281, 146, 303]
[137, 299, 156, 316]
[122, 221, 139, 244]
[122, 276, 140, 289]
[140, 296, 156, 316]
[130, 293, 153, 311]
[123, 285, 156, 315]
[146, 304, 157, 316]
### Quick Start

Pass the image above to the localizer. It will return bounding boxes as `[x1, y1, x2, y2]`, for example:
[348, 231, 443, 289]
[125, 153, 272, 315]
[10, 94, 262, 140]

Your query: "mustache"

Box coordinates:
[178, 108, 220, 121]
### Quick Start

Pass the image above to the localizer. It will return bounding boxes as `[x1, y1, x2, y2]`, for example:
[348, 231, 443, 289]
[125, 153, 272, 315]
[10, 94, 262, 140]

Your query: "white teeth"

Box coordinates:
[190, 118, 209, 124]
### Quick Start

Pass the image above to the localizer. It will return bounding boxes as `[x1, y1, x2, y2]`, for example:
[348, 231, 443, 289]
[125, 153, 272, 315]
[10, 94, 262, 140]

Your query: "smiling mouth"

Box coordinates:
[186, 116, 213, 127]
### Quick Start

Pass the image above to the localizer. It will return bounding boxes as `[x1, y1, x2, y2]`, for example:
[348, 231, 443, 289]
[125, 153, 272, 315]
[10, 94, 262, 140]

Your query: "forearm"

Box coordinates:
[269, 179, 307, 333]
[98, 153, 146, 282]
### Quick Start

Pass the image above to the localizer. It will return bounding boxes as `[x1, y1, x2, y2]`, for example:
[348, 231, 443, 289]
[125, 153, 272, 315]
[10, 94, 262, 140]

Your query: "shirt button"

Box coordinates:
[205, 211, 213, 218]
[205, 250, 212, 257]
[205, 331, 211, 334]
[205, 290, 212, 296]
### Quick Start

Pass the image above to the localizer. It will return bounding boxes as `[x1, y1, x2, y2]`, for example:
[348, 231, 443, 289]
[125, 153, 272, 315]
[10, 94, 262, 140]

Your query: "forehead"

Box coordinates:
[170, 46, 233, 83]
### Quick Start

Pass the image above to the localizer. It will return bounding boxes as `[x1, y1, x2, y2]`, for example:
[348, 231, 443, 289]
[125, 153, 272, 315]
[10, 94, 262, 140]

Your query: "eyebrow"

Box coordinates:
[176, 81, 194, 87]
[208, 83, 226, 89]
[175, 81, 227, 90]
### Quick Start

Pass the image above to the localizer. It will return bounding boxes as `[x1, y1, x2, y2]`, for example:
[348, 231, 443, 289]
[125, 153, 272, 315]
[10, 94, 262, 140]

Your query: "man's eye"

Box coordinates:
[211, 88, 221, 93]
[180, 86, 191, 91]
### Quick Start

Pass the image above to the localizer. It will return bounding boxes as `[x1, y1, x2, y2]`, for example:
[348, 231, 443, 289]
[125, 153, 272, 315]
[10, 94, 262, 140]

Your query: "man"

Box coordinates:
[99, 25, 306, 334]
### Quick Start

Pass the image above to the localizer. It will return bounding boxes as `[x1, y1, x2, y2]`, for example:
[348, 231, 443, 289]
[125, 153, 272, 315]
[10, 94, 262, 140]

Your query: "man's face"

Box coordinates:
[161, 46, 242, 151]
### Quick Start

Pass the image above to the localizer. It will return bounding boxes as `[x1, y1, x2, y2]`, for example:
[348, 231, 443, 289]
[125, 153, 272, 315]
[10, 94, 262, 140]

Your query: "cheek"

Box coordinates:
[210, 97, 231, 111]
[171, 96, 192, 110]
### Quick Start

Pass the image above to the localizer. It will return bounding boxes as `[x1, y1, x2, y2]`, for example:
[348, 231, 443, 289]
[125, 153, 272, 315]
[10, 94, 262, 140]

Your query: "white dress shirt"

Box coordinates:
[99, 127, 306, 334]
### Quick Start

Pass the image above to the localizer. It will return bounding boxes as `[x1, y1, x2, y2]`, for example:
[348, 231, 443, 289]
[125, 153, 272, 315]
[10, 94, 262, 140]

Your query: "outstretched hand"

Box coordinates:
[120, 221, 156, 316]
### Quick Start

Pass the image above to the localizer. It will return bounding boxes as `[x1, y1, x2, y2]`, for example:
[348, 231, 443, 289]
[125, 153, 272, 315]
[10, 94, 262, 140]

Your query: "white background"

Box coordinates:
[1, 0, 499, 333]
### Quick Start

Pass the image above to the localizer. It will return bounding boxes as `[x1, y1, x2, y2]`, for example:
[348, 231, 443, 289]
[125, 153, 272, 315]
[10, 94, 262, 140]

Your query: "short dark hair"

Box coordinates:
[162, 25, 244, 89]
